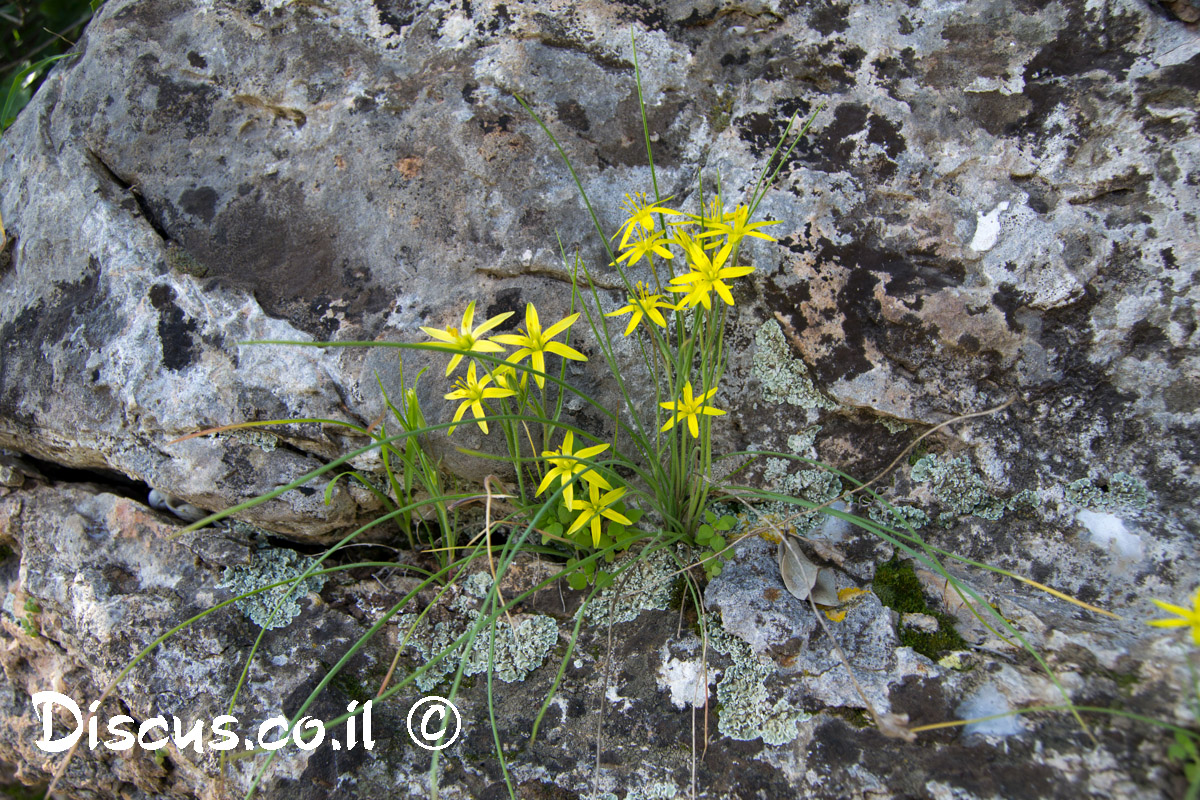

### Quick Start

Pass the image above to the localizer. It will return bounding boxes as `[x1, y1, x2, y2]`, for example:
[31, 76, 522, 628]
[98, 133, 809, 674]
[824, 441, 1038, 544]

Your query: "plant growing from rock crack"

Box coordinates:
[43, 31, 1163, 800]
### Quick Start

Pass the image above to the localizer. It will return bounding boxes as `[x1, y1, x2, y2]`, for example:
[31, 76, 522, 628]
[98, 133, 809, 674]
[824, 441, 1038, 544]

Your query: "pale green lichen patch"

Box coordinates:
[706, 614, 806, 744]
[875, 417, 910, 433]
[395, 573, 558, 691]
[761, 460, 843, 533]
[584, 547, 678, 626]
[219, 546, 326, 630]
[867, 503, 929, 530]
[751, 320, 839, 410]
[787, 425, 822, 455]
[909, 454, 1035, 523]
[1064, 472, 1150, 511]
[618, 779, 679, 800]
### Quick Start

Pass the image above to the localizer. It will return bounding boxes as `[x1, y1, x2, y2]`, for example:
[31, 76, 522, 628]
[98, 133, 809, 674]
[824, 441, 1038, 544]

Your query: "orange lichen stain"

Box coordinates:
[394, 156, 423, 178]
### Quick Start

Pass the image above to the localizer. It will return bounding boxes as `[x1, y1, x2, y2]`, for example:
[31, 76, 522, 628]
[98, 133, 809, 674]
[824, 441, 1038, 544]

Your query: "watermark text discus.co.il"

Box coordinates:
[31, 692, 463, 754]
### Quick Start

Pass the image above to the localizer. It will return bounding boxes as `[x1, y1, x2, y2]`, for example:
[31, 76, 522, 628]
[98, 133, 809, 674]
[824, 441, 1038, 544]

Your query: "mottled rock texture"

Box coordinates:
[0, 0, 1196, 796]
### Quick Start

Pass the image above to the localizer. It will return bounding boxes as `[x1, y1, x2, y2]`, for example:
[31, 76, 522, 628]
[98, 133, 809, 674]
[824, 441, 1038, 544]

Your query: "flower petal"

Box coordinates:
[543, 312, 581, 340]
[546, 341, 587, 361]
[473, 311, 514, 336]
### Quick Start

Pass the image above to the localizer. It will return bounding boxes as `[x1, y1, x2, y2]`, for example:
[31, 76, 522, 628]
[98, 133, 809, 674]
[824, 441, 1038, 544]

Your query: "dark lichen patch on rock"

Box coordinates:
[810, 715, 1062, 799]
[965, 91, 1035, 137]
[148, 283, 200, 371]
[139, 63, 220, 139]
[735, 96, 814, 159]
[1023, 3, 1142, 82]
[804, 0, 850, 36]
[186, 177, 379, 336]
[554, 98, 590, 131]
[178, 185, 219, 225]
[485, 287, 524, 331]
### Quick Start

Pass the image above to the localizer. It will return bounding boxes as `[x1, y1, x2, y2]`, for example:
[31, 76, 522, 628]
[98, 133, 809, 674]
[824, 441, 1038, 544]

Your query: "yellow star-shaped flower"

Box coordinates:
[536, 431, 610, 509]
[493, 303, 586, 389]
[1149, 588, 1200, 645]
[420, 301, 513, 376]
[614, 228, 675, 267]
[612, 192, 683, 250]
[605, 282, 677, 337]
[660, 381, 725, 439]
[695, 203, 781, 247]
[667, 230, 755, 310]
[443, 361, 514, 435]
[567, 483, 633, 548]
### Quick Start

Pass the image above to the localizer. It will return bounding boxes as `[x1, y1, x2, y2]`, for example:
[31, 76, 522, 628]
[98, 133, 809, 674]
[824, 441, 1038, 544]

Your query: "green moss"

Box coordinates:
[872, 557, 927, 614]
[1091, 664, 1141, 693]
[667, 573, 689, 612]
[16, 616, 37, 638]
[872, 557, 966, 660]
[751, 321, 839, 410]
[897, 617, 966, 658]
[321, 661, 375, 705]
[1064, 472, 1150, 511]
[165, 242, 208, 277]
[707, 90, 735, 134]
[1, 782, 46, 800]
[218, 546, 326, 630]
[825, 706, 872, 728]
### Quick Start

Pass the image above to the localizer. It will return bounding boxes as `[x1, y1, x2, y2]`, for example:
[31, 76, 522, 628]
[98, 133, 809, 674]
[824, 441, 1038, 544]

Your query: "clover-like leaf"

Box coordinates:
[541, 521, 564, 546]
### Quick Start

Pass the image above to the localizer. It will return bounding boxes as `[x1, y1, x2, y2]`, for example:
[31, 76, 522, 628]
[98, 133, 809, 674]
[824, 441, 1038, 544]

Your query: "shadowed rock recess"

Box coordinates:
[0, 0, 1196, 797]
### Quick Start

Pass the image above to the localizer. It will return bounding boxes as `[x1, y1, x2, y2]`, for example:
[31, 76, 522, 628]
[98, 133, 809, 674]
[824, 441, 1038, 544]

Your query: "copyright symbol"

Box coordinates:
[406, 696, 461, 751]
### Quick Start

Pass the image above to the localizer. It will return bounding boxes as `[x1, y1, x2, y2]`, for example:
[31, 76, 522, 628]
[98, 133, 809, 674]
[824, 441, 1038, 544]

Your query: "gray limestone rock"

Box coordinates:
[0, 0, 1196, 796]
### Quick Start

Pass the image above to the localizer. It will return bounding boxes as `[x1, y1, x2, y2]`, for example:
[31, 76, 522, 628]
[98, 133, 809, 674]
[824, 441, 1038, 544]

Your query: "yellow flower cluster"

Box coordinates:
[537, 431, 628, 547]
[604, 192, 778, 327]
[422, 301, 623, 547]
[421, 301, 585, 434]
[602, 191, 779, 438]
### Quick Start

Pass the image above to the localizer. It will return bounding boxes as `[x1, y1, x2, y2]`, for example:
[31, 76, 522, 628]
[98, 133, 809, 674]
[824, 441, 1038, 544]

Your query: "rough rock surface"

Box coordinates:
[0, 0, 1197, 797]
